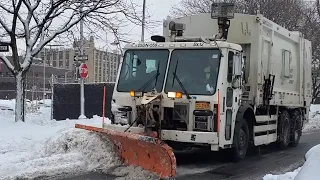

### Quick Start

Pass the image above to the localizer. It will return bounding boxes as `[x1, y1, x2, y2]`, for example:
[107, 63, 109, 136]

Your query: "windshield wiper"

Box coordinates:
[138, 63, 161, 92]
[171, 59, 191, 99]
[154, 60, 160, 88]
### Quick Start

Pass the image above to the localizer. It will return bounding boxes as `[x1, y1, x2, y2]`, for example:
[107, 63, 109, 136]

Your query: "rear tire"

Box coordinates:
[277, 110, 291, 149]
[290, 110, 302, 147]
[231, 118, 249, 162]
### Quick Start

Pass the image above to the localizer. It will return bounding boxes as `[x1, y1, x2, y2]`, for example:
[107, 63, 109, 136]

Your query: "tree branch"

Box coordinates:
[0, 54, 15, 72]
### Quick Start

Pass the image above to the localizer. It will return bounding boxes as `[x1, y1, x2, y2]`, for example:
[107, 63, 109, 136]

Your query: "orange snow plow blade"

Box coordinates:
[75, 124, 176, 179]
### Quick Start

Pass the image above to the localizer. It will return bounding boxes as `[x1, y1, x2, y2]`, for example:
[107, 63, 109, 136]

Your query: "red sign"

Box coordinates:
[79, 63, 88, 79]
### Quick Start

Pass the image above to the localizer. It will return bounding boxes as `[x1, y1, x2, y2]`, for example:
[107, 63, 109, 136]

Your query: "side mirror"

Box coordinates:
[233, 55, 242, 77]
[232, 55, 242, 89]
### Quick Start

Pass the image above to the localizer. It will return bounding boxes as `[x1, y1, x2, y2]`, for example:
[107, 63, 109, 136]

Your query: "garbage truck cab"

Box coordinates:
[112, 39, 243, 149]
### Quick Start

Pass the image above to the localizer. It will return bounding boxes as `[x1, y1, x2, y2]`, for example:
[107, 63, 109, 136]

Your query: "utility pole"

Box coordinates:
[79, 2, 87, 119]
[141, 0, 146, 42]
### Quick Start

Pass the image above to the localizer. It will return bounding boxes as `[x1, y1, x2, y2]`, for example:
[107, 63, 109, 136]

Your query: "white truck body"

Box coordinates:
[110, 12, 312, 156]
[163, 13, 312, 110]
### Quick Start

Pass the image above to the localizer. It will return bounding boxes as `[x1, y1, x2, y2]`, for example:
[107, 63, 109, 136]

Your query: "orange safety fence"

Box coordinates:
[75, 124, 176, 179]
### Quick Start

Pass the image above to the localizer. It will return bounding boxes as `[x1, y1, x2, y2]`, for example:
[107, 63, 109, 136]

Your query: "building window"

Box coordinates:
[53, 51, 57, 60]
[53, 61, 57, 67]
[66, 60, 69, 68]
[46, 52, 50, 60]
[59, 51, 63, 59]
[66, 51, 69, 59]
[59, 60, 63, 68]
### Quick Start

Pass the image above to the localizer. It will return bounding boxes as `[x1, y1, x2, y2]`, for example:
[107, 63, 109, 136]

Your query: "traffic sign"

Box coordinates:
[0, 45, 9, 52]
[79, 63, 88, 79]
[74, 55, 88, 62]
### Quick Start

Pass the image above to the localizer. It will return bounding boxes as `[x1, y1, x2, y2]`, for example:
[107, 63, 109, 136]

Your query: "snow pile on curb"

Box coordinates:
[0, 129, 120, 180]
[294, 144, 320, 180]
[263, 167, 301, 180]
[0, 102, 120, 179]
[303, 104, 320, 132]
[0, 99, 159, 180]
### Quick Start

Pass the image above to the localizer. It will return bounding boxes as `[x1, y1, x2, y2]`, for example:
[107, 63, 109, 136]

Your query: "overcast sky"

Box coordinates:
[94, 0, 182, 51]
[130, 0, 181, 40]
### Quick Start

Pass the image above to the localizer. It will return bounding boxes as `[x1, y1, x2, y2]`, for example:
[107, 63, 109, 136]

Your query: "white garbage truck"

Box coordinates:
[76, 3, 312, 178]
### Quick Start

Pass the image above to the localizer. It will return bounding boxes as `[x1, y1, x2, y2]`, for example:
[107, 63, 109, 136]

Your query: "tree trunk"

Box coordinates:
[15, 71, 26, 122]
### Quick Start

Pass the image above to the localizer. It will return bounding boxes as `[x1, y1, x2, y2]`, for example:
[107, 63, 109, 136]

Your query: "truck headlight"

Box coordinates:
[168, 92, 182, 98]
[130, 91, 143, 97]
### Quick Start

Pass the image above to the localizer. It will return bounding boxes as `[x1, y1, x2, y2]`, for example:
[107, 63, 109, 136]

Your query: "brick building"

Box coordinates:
[35, 36, 121, 83]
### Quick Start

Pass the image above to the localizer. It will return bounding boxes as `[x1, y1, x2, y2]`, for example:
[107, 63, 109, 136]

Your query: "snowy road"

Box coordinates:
[65, 130, 320, 180]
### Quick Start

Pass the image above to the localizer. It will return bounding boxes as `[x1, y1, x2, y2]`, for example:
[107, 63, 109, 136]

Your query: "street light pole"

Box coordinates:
[43, 54, 46, 100]
[79, 2, 86, 119]
[141, 0, 146, 42]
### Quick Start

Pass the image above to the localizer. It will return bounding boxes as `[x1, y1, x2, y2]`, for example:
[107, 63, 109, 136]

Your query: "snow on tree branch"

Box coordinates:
[0, 0, 145, 122]
[0, 0, 144, 72]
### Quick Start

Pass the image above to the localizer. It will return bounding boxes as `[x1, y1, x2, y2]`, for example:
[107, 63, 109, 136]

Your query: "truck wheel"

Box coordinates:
[231, 118, 249, 162]
[290, 110, 302, 147]
[278, 110, 291, 149]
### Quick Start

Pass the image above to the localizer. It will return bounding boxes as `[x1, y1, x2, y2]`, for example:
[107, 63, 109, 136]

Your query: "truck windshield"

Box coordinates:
[117, 49, 170, 92]
[164, 49, 221, 95]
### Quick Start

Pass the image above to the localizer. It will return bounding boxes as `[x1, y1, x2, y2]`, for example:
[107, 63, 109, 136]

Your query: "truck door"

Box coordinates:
[224, 50, 242, 144]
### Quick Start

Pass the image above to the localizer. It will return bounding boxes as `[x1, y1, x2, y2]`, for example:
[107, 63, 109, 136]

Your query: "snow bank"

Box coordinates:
[293, 144, 320, 180]
[304, 104, 320, 132]
[0, 106, 117, 179]
[0, 98, 159, 180]
[263, 167, 301, 180]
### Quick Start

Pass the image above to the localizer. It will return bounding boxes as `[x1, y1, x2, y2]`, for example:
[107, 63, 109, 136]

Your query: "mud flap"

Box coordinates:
[75, 124, 176, 179]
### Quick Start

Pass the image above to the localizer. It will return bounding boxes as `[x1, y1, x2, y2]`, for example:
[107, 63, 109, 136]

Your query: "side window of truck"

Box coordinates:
[227, 51, 234, 83]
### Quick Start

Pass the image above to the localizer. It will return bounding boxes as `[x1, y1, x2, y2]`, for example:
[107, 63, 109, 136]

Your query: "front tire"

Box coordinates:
[231, 118, 249, 162]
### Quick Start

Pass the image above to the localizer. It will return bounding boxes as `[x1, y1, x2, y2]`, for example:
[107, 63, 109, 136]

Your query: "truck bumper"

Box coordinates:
[103, 124, 219, 146]
[161, 130, 219, 145]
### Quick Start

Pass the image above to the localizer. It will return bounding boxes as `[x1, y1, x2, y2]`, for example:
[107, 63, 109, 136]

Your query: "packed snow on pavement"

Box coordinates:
[0, 99, 159, 180]
[263, 104, 320, 180]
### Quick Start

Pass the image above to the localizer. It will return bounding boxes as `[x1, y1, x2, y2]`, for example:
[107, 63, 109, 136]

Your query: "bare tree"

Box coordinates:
[301, 0, 320, 103]
[0, 0, 143, 122]
[170, 0, 304, 31]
